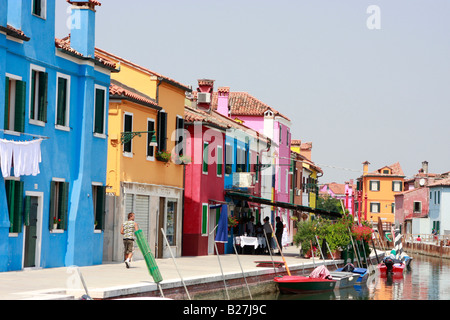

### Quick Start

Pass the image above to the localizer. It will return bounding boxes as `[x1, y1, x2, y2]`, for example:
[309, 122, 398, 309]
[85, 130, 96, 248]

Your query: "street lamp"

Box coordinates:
[121, 131, 158, 147]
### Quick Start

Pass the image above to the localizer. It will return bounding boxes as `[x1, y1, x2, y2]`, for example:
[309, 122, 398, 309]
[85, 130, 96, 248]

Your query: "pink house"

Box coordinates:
[319, 182, 355, 215]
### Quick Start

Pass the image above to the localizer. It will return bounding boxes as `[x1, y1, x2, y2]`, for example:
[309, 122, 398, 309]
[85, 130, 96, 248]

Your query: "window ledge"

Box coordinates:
[29, 119, 45, 127]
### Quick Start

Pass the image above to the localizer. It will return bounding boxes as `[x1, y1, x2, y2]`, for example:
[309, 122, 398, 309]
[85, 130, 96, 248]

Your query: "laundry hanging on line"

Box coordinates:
[0, 138, 42, 178]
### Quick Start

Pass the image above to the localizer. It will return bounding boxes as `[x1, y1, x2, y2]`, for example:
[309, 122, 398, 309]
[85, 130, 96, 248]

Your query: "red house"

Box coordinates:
[182, 80, 228, 256]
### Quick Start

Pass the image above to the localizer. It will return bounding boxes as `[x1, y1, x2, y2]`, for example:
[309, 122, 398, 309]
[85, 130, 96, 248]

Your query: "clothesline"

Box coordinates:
[0, 129, 50, 140]
[0, 138, 43, 178]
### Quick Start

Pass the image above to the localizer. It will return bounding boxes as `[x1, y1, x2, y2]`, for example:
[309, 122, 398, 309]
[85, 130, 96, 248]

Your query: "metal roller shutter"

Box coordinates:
[135, 195, 150, 242]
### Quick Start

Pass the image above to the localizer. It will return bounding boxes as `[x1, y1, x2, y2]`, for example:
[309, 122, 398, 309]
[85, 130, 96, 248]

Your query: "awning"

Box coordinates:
[225, 191, 342, 219]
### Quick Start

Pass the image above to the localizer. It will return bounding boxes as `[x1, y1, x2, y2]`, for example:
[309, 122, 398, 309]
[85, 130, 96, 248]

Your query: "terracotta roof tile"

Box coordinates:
[428, 177, 450, 187]
[369, 162, 405, 176]
[211, 91, 290, 121]
[109, 80, 159, 109]
[55, 36, 117, 69]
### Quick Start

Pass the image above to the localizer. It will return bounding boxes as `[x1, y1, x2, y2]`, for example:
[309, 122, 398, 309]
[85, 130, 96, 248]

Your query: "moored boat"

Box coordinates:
[274, 265, 337, 294]
[274, 275, 337, 294]
[335, 263, 369, 285]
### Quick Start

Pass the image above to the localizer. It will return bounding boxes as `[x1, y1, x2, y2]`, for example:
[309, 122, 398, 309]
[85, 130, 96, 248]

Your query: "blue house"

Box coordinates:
[0, 0, 116, 271]
[428, 178, 450, 236]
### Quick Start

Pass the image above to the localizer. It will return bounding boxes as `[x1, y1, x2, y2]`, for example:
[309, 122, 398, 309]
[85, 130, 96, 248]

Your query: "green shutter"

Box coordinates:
[94, 88, 105, 134]
[203, 142, 208, 173]
[201, 204, 208, 235]
[13, 181, 24, 233]
[217, 147, 222, 176]
[24, 196, 32, 227]
[4, 77, 9, 130]
[5, 180, 15, 232]
[59, 182, 69, 230]
[38, 72, 48, 122]
[15, 80, 26, 133]
[33, 0, 42, 16]
[157, 111, 167, 151]
[56, 77, 67, 126]
[96, 186, 106, 230]
[49, 181, 56, 230]
[31, 71, 36, 120]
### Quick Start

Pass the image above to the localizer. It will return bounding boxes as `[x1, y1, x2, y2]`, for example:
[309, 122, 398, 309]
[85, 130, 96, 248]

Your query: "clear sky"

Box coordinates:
[56, 0, 450, 184]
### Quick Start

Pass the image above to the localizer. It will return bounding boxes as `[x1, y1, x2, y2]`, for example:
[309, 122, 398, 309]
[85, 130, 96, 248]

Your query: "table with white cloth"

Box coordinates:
[234, 236, 265, 254]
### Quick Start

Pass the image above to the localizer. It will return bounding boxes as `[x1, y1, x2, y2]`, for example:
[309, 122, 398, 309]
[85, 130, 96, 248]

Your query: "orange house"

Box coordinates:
[95, 48, 191, 260]
[357, 161, 405, 225]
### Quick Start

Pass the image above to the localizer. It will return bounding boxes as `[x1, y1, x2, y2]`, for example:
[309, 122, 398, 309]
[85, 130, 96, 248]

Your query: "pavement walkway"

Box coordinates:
[0, 245, 333, 300]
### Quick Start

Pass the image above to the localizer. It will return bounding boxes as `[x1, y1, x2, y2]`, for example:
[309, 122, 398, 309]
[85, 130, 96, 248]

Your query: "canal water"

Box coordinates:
[255, 254, 450, 300]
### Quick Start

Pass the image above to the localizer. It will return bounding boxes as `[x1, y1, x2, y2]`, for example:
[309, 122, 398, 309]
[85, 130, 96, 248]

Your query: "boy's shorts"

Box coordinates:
[123, 239, 134, 254]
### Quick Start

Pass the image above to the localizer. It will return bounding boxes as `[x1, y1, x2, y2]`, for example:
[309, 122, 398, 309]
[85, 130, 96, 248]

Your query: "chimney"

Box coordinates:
[0, 0, 7, 28]
[422, 161, 429, 174]
[67, 0, 101, 58]
[5, 0, 22, 30]
[362, 161, 370, 175]
[197, 79, 214, 112]
[217, 87, 230, 117]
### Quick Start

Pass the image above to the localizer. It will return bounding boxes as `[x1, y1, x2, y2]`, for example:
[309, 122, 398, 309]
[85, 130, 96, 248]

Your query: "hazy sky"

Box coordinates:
[56, 0, 450, 184]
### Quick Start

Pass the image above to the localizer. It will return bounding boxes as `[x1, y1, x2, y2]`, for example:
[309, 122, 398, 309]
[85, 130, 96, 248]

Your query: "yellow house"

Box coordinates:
[96, 48, 192, 260]
[357, 161, 405, 225]
[290, 140, 322, 209]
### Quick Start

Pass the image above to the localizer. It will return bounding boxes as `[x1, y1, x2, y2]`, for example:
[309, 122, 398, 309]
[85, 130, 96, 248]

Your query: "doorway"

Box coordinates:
[23, 194, 42, 269]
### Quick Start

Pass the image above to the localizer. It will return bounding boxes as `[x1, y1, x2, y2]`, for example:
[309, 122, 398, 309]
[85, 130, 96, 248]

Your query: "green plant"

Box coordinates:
[293, 220, 318, 254]
[324, 220, 350, 251]
[155, 150, 171, 162]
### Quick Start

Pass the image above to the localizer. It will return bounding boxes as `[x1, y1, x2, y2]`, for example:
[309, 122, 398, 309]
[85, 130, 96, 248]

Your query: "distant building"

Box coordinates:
[319, 182, 355, 215]
[357, 161, 405, 225]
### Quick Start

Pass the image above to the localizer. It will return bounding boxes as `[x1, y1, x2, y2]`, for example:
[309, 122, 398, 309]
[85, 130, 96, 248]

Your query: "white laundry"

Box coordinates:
[0, 139, 14, 178]
[0, 138, 42, 178]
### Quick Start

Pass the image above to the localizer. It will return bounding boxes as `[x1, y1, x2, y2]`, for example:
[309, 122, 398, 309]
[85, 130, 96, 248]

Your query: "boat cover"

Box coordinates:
[309, 265, 332, 280]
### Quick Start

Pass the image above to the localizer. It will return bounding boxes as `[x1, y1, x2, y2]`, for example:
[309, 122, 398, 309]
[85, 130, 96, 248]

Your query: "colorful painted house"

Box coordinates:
[0, 0, 115, 271]
[428, 178, 450, 236]
[94, 48, 191, 260]
[213, 91, 292, 239]
[357, 161, 405, 225]
[319, 182, 355, 215]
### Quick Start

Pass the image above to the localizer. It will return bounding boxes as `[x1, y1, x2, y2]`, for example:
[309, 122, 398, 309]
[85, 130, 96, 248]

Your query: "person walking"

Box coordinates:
[120, 212, 139, 268]
[263, 216, 273, 254]
[275, 216, 284, 255]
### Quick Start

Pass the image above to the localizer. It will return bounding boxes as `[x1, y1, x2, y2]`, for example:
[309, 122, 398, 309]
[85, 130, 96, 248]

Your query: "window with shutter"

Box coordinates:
[4, 77, 26, 133]
[147, 119, 155, 160]
[202, 142, 209, 174]
[175, 116, 184, 156]
[30, 69, 48, 123]
[217, 146, 223, 177]
[56, 74, 70, 128]
[92, 185, 106, 230]
[225, 143, 232, 175]
[201, 204, 208, 235]
[123, 113, 133, 154]
[5, 180, 24, 233]
[157, 111, 167, 152]
[49, 181, 69, 231]
[94, 87, 106, 135]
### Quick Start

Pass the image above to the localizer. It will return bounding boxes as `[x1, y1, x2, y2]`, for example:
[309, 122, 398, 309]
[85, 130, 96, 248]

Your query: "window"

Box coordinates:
[30, 67, 48, 124]
[165, 200, 177, 245]
[383, 169, 390, 174]
[370, 180, 380, 191]
[92, 184, 106, 231]
[4, 76, 26, 132]
[175, 116, 184, 156]
[202, 142, 209, 174]
[94, 86, 106, 135]
[56, 73, 70, 128]
[201, 203, 208, 235]
[217, 145, 223, 177]
[49, 180, 69, 231]
[32, 0, 46, 19]
[157, 110, 167, 152]
[123, 112, 133, 155]
[413, 201, 422, 213]
[225, 143, 232, 175]
[370, 202, 380, 213]
[147, 118, 155, 160]
[392, 181, 403, 192]
[5, 179, 24, 233]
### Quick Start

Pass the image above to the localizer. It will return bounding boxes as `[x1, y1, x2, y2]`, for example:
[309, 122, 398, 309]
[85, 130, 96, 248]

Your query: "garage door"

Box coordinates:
[124, 194, 150, 242]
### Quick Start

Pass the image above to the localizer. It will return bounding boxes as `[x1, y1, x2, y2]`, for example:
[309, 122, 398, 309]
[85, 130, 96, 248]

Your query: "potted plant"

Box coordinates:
[172, 154, 191, 165]
[324, 219, 350, 259]
[53, 217, 61, 230]
[156, 150, 171, 163]
[293, 220, 318, 257]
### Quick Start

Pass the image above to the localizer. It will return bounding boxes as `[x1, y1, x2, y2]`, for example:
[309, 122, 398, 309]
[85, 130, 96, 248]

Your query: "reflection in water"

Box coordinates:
[254, 254, 450, 300]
